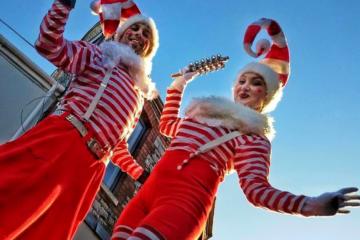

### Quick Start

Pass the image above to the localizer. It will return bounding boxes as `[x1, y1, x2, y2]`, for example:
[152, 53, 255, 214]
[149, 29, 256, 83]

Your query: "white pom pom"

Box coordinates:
[255, 39, 271, 56]
[90, 0, 101, 15]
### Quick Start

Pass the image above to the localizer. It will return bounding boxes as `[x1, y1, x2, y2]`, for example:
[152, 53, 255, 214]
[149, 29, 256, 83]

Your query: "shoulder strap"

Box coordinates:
[83, 68, 112, 121]
[196, 131, 241, 155]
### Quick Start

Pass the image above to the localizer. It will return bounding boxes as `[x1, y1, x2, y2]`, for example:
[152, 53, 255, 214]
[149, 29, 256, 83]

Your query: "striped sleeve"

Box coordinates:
[35, 0, 93, 74]
[234, 135, 306, 215]
[111, 140, 144, 180]
[159, 88, 183, 138]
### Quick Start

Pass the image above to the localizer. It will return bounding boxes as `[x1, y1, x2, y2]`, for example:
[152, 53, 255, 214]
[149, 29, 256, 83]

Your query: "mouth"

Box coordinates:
[129, 38, 145, 50]
[239, 93, 249, 99]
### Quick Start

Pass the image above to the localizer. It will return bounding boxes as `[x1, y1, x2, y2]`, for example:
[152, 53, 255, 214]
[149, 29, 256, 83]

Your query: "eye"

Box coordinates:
[238, 79, 246, 84]
[252, 78, 265, 86]
[142, 30, 150, 38]
[131, 24, 140, 31]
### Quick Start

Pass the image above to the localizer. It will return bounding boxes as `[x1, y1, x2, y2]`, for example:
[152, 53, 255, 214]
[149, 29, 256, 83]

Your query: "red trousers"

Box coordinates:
[112, 150, 221, 240]
[0, 115, 106, 240]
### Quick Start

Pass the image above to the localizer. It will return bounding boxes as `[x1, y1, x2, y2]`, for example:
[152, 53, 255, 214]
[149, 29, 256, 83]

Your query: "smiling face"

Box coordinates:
[118, 22, 152, 57]
[233, 72, 268, 112]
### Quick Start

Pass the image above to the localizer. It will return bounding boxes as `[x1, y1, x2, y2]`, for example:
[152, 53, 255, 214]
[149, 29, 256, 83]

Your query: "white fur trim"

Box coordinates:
[114, 15, 159, 61]
[185, 96, 275, 140]
[101, 3, 122, 20]
[99, 41, 158, 99]
[236, 62, 282, 113]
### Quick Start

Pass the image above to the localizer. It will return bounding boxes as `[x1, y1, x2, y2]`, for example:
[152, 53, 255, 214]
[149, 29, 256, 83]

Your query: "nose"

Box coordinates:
[242, 83, 250, 91]
[133, 29, 146, 39]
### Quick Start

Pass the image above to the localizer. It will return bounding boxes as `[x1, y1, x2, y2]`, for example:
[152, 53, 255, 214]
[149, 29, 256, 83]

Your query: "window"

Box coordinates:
[102, 119, 147, 190]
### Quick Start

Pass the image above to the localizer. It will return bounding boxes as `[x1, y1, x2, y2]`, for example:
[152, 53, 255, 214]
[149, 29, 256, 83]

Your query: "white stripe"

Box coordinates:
[259, 189, 273, 205]
[112, 232, 130, 239]
[234, 157, 268, 167]
[268, 190, 282, 207]
[133, 227, 161, 240]
[128, 237, 142, 240]
[277, 192, 292, 212]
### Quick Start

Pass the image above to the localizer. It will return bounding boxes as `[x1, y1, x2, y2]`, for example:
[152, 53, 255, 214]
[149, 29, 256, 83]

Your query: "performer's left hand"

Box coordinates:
[170, 67, 199, 91]
[302, 187, 360, 216]
[137, 170, 150, 185]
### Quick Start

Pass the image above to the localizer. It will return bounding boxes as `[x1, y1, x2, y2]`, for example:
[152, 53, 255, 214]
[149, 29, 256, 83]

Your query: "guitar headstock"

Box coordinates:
[171, 54, 229, 77]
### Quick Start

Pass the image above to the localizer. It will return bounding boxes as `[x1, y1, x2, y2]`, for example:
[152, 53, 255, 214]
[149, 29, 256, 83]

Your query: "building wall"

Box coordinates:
[0, 34, 62, 143]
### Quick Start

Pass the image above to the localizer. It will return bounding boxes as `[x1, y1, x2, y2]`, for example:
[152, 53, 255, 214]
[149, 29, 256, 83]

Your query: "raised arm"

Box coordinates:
[35, 0, 95, 74]
[159, 69, 198, 138]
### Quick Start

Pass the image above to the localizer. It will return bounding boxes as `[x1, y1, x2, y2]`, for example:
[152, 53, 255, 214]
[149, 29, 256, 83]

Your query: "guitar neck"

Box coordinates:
[171, 55, 229, 78]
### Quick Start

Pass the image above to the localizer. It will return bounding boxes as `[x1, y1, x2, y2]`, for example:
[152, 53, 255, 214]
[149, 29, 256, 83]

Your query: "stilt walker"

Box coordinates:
[111, 18, 360, 240]
[0, 0, 159, 239]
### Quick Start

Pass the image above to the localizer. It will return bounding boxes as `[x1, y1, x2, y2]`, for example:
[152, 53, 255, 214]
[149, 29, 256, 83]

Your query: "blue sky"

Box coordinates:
[1, 0, 359, 239]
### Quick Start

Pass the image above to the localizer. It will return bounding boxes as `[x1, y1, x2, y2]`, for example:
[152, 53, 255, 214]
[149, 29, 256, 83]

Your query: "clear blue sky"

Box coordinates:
[1, 0, 359, 239]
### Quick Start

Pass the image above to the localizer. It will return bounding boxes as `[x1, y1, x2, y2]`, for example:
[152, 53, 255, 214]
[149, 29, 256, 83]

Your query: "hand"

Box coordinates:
[170, 67, 199, 91]
[178, 67, 199, 82]
[302, 187, 360, 216]
[136, 170, 150, 185]
[59, 0, 76, 9]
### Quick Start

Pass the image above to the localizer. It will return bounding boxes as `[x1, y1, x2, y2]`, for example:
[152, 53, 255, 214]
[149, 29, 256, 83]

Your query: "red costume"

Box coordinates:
[111, 88, 306, 240]
[111, 17, 360, 240]
[0, 0, 159, 239]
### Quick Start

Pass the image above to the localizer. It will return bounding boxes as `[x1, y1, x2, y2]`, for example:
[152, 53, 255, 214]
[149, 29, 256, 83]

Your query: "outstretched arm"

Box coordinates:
[235, 135, 306, 215]
[235, 135, 360, 216]
[159, 69, 198, 138]
[35, 0, 94, 74]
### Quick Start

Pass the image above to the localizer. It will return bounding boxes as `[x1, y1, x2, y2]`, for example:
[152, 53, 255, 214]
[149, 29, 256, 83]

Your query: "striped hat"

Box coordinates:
[238, 18, 290, 113]
[90, 0, 141, 39]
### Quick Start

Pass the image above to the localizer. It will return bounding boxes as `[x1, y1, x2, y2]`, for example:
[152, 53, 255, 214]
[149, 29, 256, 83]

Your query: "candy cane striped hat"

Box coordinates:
[238, 18, 290, 113]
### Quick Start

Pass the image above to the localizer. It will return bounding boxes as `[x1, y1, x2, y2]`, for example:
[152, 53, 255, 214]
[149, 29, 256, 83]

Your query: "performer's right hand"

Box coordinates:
[59, 0, 76, 9]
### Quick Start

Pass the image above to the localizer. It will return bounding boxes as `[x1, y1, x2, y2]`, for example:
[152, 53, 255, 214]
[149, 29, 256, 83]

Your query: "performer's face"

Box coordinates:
[118, 22, 152, 57]
[233, 72, 267, 112]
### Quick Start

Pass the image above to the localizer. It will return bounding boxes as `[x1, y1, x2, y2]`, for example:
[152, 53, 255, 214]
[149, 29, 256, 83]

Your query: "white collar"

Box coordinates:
[185, 96, 275, 140]
[99, 41, 157, 99]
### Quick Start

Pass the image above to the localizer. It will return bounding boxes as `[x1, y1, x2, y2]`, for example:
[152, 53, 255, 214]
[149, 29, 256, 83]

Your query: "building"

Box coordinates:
[0, 34, 65, 143]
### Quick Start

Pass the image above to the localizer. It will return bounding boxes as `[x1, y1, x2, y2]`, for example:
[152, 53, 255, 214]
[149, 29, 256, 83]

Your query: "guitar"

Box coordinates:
[171, 54, 229, 77]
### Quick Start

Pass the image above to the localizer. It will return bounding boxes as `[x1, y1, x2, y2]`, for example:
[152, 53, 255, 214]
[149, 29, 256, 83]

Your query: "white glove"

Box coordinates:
[302, 187, 360, 217]
[170, 67, 199, 91]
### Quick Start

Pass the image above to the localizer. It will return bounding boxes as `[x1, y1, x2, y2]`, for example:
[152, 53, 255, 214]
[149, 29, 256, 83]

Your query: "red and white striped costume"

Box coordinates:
[35, 0, 146, 178]
[0, 1, 152, 239]
[111, 87, 307, 240]
[160, 88, 306, 214]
